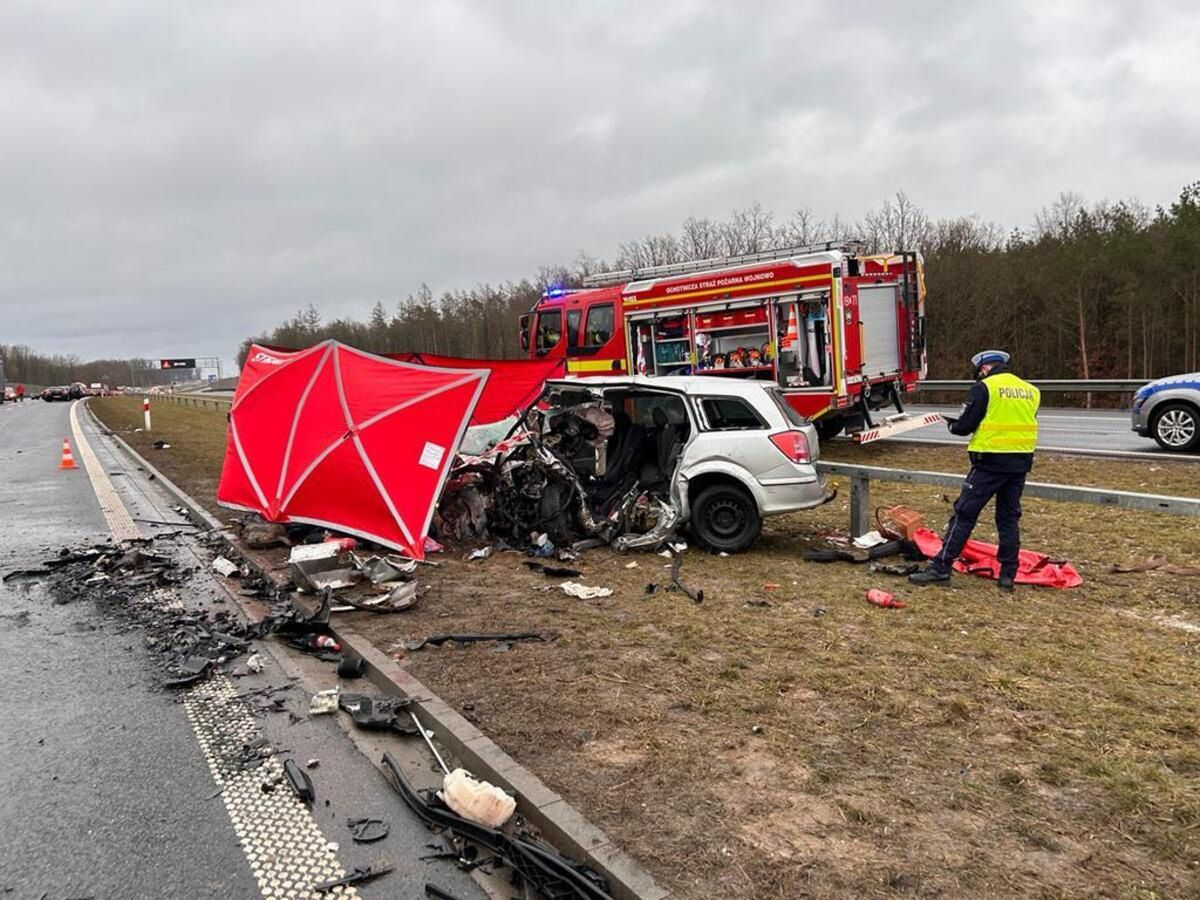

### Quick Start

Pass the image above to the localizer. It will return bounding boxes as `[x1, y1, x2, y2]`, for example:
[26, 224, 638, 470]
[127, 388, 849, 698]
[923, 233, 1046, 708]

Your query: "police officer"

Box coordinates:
[909, 350, 1040, 592]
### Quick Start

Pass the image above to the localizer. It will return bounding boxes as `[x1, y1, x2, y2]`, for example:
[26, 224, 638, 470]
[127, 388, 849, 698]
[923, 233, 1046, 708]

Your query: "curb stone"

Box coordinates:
[88, 400, 671, 900]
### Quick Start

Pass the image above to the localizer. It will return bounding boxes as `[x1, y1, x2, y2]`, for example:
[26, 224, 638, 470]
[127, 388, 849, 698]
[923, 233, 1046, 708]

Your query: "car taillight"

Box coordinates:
[770, 430, 810, 463]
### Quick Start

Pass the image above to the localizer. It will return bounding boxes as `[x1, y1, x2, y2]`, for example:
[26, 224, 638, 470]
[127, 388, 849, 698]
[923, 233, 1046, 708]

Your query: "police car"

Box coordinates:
[1131, 372, 1200, 452]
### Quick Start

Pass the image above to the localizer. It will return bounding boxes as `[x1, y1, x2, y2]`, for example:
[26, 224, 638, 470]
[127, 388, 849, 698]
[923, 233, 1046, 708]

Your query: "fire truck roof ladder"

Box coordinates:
[581, 239, 867, 288]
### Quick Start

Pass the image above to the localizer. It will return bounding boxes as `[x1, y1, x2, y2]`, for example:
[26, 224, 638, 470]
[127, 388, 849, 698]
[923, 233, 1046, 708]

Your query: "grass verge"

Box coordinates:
[90, 396, 1200, 898]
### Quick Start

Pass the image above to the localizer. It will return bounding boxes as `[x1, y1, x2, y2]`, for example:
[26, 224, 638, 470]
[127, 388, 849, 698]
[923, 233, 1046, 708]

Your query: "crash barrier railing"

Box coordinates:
[814, 461, 1200, 538]
[919, 379, 1148, 393]
[141, 392, 231, 412]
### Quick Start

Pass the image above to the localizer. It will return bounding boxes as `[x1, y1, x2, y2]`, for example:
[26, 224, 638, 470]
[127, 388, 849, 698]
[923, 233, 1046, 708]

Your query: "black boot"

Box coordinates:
[998, 573, 1015, 593]
[908, 567, 951, 586]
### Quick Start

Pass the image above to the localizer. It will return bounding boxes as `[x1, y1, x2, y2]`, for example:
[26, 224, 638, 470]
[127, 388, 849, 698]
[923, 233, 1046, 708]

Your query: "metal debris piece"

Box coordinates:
[350, 552, 417, 584]
[313, 864, 393, 893]
[245, 652, 264, 673]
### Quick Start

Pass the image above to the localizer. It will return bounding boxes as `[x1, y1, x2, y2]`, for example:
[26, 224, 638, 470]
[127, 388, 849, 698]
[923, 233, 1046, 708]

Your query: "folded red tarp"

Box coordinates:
[387, 352, 564, 425]
[912, 527, 1083, 589]
[218, 340, 488, 559]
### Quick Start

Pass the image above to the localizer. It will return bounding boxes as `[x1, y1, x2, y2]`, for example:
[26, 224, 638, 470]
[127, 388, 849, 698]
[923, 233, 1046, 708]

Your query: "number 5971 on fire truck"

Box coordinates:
[519, 241, 939, 442]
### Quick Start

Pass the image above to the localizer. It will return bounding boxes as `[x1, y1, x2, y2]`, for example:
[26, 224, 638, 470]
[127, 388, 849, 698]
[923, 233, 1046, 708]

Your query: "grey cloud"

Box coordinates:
[1, 0, 1198, 364]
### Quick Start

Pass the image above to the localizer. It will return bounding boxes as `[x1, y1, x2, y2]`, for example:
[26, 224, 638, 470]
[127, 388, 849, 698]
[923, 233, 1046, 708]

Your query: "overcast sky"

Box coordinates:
[3, 1, 1198, 368]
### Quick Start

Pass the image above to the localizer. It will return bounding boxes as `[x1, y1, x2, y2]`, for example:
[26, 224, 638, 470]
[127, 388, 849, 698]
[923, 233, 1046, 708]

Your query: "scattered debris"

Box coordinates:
[744, 598, 771, 608]
[2, 568, 52, 582]
[245, 653, 265, 674]
[442, 768, 516, 829]
[339, 693, 418, 735]
[306, 758, 320, 769]
[382, 752, 611, 899]
[309, 688, 340, 716]
[866, 588, 906, 609]
[403, 632, 550, 652]
[283, 758, 316, 805]
[211, 556, 240, 578]
[337, 656, 366, 679]
[560, 582, 613, 600]
[152, 439, 171, 450]
[624, 561, 639, 569]
[425, 885, 463, 900]
[289, 543, 353, 593]
[313, 864, 393, 893]
[347, 817, 390, 843]
[351, 552, 417, 584]
[667, 549, 703, 603]
[852, 530, 889, 549]
[466, 546, 493, 561]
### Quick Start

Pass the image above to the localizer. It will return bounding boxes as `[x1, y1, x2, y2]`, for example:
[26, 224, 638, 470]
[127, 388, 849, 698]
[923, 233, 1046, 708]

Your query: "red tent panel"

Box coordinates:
[387, 352, 564, 424]
[218, 340, 487, 558]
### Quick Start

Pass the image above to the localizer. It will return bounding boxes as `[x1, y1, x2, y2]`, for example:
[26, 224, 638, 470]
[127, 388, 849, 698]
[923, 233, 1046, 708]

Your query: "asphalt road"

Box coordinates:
[0, 399, 488, 899]
[878, 402, 1200, 460]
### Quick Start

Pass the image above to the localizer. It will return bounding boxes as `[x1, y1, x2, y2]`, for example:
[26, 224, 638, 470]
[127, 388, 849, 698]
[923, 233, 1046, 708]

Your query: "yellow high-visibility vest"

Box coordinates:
[968, 372, 1040, 453]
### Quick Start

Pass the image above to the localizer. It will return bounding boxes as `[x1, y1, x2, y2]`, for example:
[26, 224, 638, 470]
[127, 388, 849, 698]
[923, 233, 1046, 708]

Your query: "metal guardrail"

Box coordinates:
[142, 392, 231, 411]
[815, 461, 1200, 537]
[919, 379, 1148, 393]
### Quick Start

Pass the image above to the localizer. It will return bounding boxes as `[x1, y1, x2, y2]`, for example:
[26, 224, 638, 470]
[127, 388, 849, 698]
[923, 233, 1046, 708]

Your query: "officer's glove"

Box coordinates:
[943, 415, 959, 430]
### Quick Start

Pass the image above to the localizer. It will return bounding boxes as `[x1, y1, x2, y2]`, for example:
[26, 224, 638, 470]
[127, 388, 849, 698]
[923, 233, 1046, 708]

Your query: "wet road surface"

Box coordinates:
[0, 399, 488, 899]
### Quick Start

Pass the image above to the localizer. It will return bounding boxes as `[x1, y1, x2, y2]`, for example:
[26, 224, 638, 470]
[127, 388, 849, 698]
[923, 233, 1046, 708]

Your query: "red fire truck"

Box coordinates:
[519, 241, 936, 442]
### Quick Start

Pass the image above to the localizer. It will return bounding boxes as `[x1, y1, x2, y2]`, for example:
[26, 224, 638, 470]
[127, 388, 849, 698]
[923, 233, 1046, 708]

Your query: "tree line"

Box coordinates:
[0, 345, 181, 389]
[239, 182, 1200, 380]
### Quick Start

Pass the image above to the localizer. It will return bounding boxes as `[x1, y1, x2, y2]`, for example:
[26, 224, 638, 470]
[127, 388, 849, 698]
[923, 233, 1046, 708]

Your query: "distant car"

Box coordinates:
[42, 386, 71, 402]
[1132, 372, 1200, 452]
[2, 387, 14, 402]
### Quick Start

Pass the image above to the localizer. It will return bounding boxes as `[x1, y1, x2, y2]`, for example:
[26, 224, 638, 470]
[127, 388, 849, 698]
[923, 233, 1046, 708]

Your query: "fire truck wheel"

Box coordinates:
[814, 417, 844, 442]
[691, 483, 762, 554]
[1151, 401, 1200, 452]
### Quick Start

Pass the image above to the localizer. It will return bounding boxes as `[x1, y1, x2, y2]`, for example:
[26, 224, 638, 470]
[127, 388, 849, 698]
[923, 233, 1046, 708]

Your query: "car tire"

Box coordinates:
[814, 417, 843, 442]
[1151, 402, 1200, 452]
[690, 483, 762, 554]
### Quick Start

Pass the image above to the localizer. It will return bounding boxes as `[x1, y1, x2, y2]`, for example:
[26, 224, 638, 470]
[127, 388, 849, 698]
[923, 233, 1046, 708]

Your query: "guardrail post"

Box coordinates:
[850, 473, 870, 538]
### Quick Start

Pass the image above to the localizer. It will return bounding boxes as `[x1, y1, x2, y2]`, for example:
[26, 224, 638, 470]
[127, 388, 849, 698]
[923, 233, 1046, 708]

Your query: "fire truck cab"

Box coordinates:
[520, 242, 934, 442]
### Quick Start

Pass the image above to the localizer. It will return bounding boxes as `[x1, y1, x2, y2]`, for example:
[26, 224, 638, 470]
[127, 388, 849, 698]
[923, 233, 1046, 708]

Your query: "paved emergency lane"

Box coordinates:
[0, 399, 488, 899]
[0, 398, 258, 898]
[875, 402, 1200, 460]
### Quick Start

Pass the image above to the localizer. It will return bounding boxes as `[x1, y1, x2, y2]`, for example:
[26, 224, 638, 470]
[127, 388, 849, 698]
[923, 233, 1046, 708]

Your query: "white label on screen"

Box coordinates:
[419, 441, 445, 470]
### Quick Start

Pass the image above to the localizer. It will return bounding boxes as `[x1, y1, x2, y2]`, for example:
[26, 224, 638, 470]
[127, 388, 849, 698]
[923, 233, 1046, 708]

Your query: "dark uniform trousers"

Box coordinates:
[930, 465, 1026, 577]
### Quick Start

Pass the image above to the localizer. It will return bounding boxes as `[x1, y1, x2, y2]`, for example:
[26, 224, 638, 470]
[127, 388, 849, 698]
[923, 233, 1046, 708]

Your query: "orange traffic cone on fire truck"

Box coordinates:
[780, 306, 799, 350]
[59, 437, 78, 470]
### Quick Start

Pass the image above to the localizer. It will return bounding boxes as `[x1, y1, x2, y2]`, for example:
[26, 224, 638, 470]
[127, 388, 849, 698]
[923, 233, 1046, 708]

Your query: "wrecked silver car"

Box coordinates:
[438, 376, 834, 554]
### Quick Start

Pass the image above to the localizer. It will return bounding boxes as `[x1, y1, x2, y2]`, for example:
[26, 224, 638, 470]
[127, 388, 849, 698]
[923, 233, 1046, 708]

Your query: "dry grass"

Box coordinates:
[90, 396, 1200, 898]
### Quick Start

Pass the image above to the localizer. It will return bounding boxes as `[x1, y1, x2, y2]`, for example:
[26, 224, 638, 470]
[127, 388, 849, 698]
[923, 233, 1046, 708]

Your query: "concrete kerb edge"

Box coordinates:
[85, 400, 670, 900]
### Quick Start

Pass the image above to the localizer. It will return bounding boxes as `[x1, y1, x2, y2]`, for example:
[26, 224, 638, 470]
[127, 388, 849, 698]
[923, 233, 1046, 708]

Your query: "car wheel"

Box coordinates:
[814, 417, 843, 442]
[690, 483, 761, 554]
[1151, 402, 1200, 452]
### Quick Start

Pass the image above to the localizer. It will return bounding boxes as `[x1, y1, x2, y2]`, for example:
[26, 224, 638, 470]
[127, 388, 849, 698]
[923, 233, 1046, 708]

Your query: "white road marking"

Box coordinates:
[69, 400, 141, 541]
[184, 677, 359, 899]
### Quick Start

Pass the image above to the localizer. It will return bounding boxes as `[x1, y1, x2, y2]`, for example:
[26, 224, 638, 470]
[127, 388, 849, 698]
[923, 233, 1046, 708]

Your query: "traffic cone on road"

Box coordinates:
[59, 437, 78, 470]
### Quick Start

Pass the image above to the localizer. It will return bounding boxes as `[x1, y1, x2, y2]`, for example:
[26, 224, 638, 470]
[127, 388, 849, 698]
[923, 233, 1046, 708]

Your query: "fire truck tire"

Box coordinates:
[1150, 401, 1200, 452]
[814, 417, 843, 442]
[690, 483, 762, 554]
